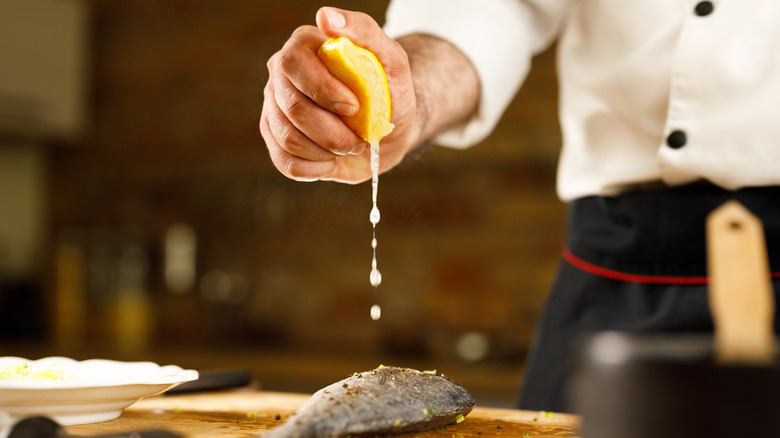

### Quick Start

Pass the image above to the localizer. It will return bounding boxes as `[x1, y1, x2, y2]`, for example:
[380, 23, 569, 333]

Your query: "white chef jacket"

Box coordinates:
[383, 0, 780, 201]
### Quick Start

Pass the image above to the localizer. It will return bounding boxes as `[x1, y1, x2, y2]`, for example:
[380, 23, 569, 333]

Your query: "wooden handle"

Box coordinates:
[707, 200, 776, 365]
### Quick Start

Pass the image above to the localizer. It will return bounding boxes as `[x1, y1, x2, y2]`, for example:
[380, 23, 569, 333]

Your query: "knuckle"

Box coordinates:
[259, 97, 273, 137]
[279, 25, 317, 70]
[384, 40, 409, 76]
[391, 39, 409, 65]
[282, 91, 309, 120]
[277, 122, 304, 152]
[266, 52, 279, 72]
[265, 105, 304, 153]
[263, 80, 274, 101]
[308, 81, 330, 107]
[258, 115, 267, 136]
[277, 50, 296, 76]
[353, 10, 379, 30]
[290, 24, 315, 39]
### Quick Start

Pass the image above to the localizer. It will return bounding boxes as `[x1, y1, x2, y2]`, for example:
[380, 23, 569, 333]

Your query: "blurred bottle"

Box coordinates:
[112, 244, 150, 354]
[53, 232, 87, 349]
[164, 223, 196, 294]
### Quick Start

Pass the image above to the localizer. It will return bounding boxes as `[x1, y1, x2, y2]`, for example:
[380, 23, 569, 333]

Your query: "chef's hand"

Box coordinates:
[260, 7, 421, 183]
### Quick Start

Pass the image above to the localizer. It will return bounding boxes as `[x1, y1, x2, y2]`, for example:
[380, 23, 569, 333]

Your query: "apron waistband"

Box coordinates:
[565, 184, 780, 282]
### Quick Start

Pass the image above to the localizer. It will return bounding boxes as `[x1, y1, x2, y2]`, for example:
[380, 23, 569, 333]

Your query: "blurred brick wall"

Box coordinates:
[46, 0, 566, 363]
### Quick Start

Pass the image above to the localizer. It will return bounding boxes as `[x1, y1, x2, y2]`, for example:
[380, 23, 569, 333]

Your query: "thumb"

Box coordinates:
[315, 7, 390, 59]
[316, 7, 348, 35]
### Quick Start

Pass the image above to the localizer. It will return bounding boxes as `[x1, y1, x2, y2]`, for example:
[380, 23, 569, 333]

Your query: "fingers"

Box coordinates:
[260, 85, 337, 182]
[261, 23, 369, 181]
[262, 75, 368, 180]
[262, 83, 333, 163]
[267, 62, 362, 157]
[277, 25, 358, 118]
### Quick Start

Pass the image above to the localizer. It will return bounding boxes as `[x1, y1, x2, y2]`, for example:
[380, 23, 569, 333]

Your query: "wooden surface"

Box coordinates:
[65, 389, 581, 438]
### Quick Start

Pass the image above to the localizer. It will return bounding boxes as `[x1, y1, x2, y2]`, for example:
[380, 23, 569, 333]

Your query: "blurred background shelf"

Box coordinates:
[0, 0, 565, 410]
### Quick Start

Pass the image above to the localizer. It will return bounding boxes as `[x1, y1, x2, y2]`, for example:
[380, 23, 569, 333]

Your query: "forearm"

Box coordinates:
[396, 34, 480, 150]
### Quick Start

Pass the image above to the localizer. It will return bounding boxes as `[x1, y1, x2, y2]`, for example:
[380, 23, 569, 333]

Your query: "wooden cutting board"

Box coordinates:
[64, 389, 581, 438]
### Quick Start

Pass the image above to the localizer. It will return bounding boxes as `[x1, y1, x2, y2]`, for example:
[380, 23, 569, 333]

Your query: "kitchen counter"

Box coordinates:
[65, 389, 581, 438]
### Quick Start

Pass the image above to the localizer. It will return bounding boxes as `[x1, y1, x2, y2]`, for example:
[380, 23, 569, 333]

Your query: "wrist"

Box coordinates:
[396, 33, 480, 149]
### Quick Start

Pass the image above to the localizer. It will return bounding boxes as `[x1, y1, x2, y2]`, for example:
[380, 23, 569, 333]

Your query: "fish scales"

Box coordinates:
[261, 366, 476, 438]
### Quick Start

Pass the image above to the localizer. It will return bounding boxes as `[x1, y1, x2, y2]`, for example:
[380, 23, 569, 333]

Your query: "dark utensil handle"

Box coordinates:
[6, 416, 181, 438]
[165, 368, 253, 394]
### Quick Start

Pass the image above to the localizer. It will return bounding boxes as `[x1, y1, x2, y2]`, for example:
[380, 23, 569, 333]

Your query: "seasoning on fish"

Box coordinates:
[261, 365, 476, 438]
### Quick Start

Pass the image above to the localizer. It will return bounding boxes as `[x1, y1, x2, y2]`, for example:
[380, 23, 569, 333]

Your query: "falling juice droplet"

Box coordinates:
[370, 266, 382, 287]
[369, 140, 381, 320]
[370, 304, 382, 321]
[370, 251, 382, 286]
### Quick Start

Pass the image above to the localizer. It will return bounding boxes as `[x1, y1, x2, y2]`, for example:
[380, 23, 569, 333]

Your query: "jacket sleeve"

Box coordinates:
[383, 0, 572, 148]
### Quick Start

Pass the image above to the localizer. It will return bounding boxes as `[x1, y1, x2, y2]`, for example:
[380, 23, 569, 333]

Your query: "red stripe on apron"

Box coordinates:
[563, 248, 780, 284]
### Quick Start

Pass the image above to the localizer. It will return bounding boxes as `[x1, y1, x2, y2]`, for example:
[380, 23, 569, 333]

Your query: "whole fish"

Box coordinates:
[262, 365, 476, 438]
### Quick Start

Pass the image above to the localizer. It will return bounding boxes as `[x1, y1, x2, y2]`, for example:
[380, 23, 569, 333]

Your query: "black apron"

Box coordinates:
[517, 184, 780, 412]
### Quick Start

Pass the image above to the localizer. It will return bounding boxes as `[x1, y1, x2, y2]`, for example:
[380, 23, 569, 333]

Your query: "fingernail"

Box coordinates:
[325, 8, 346, 29]
[334, 102, 357, 116]
[349, 143, 366, 156]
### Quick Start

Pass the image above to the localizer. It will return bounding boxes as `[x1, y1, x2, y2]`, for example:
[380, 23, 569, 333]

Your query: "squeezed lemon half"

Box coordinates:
[317, 36, 394, 143]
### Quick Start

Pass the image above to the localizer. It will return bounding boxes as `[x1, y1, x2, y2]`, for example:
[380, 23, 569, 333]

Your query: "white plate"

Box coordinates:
[0, 356, 198, 425]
